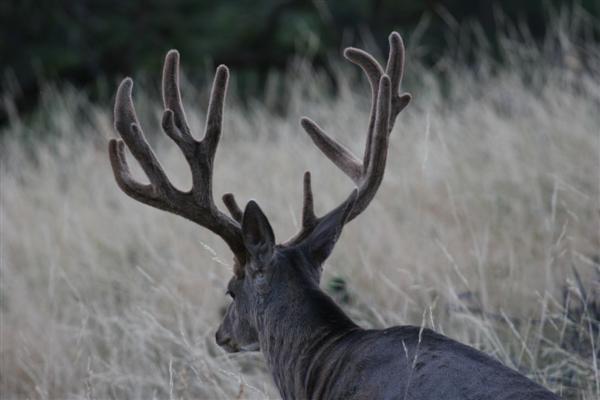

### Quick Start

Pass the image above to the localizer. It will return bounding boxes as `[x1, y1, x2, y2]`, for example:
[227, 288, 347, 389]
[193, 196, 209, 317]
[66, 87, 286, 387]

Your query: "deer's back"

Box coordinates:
[302, 326, 559, 400]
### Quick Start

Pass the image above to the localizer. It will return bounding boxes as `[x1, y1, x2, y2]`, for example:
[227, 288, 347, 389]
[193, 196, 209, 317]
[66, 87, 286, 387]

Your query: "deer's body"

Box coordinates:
[251, 250, 557, 400]
[271, 326, 553, 400]
[107, 32, 560, 399]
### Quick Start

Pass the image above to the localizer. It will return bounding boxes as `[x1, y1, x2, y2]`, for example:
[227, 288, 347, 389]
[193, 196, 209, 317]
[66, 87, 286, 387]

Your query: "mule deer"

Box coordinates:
[108, 32, 560, 399]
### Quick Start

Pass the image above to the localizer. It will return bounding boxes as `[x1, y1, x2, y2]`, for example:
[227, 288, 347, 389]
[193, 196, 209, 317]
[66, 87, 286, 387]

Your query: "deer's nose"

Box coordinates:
[215, 329, 229, 347]
[215, 329, 240, 353]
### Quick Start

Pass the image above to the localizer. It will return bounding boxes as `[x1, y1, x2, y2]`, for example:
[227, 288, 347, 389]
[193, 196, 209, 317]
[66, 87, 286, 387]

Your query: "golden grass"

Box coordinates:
[1, 25, 599, 399]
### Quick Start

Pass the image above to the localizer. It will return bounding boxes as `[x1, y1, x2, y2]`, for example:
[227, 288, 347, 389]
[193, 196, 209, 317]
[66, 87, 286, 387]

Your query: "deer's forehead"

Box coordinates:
[230, 251, 301, 279]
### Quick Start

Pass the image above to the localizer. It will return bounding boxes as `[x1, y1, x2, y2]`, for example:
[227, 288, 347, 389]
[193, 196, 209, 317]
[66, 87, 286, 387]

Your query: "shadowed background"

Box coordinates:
[2, 0, 600, 126]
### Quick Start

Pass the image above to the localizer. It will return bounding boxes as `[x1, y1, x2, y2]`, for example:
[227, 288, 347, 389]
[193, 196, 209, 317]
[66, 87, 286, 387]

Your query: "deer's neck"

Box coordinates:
[257, 285, 360, 399]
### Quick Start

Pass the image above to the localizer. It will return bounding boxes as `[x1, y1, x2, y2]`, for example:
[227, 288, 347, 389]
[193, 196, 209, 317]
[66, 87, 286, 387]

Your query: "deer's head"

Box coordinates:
[215, 192, 357, 352]
[108, 33, 410, 354]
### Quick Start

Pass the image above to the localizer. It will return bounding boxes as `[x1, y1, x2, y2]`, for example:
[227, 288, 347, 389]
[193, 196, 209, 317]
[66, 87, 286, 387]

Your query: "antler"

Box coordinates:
[286, 32, 411, 244]
[108, 51, 246, 264]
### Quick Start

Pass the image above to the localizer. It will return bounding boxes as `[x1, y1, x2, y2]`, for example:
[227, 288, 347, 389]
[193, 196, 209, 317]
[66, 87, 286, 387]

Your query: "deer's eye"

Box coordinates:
[226, 290, 235, 299]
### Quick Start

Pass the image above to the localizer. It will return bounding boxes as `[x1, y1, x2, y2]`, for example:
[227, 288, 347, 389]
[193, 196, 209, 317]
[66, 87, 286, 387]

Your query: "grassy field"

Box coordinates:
[1, 22, 599, 399]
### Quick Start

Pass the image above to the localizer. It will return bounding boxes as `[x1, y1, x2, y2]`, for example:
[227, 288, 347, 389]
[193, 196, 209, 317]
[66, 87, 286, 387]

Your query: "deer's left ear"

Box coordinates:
[302, 189, 357, 266]
[242, 200, 275, 269]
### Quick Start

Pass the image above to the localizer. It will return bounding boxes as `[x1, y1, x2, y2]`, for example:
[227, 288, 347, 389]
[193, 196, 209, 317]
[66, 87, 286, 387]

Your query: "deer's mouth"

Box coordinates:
[218, 340, 260, 353]
[240, 343, 260, 352]
[218, 338, 240, 353]
[216, 329, 239, 353]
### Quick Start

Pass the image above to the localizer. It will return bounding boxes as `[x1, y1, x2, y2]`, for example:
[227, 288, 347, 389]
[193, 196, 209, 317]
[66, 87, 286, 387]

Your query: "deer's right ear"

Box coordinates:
[242, 201, 275, 268]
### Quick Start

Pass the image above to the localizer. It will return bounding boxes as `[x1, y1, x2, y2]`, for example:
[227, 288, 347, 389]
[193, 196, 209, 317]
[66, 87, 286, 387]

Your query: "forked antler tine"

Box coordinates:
[162, 52, 229, 165]
[300, 117, 363, 184]
[114, 79, 173, 194]
[162, 50, 193, 138]
[162, 53, 230, 207]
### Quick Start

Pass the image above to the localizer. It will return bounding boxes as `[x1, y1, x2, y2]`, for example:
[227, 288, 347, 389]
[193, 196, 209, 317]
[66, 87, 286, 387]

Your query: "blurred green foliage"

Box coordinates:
[1, 0, 599, 124]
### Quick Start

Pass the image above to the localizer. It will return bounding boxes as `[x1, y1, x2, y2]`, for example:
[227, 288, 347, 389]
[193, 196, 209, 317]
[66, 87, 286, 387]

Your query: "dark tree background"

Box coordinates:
[1, 0, 598, 125]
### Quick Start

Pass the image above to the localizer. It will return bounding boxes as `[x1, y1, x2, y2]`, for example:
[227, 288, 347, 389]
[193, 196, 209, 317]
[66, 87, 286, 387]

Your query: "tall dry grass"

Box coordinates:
[2, 14, 600, 400]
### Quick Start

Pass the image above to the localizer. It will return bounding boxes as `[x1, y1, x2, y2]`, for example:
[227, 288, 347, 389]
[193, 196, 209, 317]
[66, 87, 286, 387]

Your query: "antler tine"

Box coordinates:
[114, 78, 173, 195]
[344, 47, 384, 171]
[283, 171, 353, 246]
[386, 32, 412, 121]
[301, 171, 317, 228]
[111, 52, 247, 265]
[223, 193, 243, 223]
[162, 50, 193, 138]
[300, 117, 363, 183]
[386, 32, 404, 96]
[203, 65, 229, 162]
